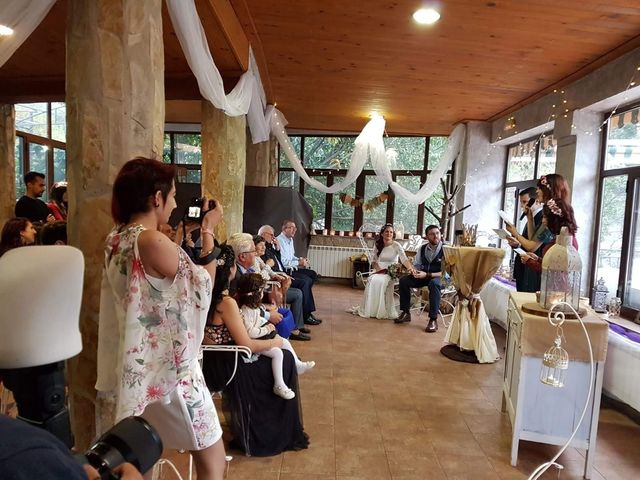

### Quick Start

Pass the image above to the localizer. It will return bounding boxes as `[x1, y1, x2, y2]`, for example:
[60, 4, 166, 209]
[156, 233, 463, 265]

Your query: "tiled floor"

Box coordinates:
[162, 283, 640, 479]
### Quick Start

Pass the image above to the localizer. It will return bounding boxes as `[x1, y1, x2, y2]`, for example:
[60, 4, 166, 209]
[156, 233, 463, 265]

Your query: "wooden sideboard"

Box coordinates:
[502, 292, 609, 479]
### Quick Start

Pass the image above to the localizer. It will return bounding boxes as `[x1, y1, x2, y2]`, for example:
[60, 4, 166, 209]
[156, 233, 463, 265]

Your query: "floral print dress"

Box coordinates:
[96, 224, 221, 450]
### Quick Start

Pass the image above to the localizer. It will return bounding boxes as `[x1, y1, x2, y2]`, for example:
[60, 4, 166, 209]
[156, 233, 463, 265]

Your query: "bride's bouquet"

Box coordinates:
[387, 263, 409, 280]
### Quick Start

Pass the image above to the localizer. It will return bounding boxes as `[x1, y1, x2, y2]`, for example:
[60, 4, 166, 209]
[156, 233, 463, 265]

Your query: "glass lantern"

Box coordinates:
[591, 277, 609, 312]
[539, 226, 582, 312]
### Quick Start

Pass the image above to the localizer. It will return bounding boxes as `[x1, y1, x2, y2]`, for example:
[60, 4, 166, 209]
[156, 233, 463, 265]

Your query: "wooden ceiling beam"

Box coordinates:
[197, 0, 250, 72]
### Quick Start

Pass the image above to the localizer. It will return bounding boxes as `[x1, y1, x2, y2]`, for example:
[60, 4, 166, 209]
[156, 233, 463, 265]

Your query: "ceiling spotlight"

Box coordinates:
[0, 25, 14, 36]
[413, 8, 440, 25]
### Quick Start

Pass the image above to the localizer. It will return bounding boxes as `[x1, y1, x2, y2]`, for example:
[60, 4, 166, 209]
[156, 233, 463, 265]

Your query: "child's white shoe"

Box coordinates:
[273, 385, 295, 400]
[297, 361, 315, 375]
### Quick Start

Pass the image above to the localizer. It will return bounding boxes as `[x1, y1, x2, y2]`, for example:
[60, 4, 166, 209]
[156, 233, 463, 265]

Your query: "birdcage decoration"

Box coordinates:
[591, 277, 609, 313]
[540, 335, 569, 388]
[539, 226, 582, 312]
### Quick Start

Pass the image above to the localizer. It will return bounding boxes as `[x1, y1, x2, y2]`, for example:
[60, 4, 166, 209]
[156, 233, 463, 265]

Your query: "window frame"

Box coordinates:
[591, 101, 640, 319]
[501, 132, 556, 225]
[163, 131, 203, 183]
[14, 101, 67, 200]
[277, 135, 450, 234]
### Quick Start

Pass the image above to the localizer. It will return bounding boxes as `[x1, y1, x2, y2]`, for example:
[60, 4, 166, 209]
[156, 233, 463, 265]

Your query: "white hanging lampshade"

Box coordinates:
[539, 226, 582, 312]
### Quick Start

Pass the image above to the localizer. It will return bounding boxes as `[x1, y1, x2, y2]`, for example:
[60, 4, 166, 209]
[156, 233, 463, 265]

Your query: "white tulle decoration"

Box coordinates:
[385, 148, 399, 169]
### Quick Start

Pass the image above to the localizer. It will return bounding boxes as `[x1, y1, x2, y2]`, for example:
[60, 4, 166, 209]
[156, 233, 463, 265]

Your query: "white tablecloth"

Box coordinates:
[479, 277, 516, 330]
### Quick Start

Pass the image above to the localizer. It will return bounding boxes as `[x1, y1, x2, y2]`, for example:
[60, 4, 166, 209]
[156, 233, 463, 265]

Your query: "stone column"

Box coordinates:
[553, 110, 603, 292]
[454, 121, 507, 243]
[201, 100, 246, 241]
[245, 133, 278, 187]
[0, 104, 16, 227]
[65, 0, 164, 448]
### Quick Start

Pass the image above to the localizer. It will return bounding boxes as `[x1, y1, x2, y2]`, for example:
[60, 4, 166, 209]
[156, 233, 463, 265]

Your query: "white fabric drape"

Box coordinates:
[166, 0, 465, 202]
[271, 109, 465, 204]
[270, 108, 380, 193]
[370, 123, 465, 204]
[0, 0, 56, 68]
[165, 0, 270, 143]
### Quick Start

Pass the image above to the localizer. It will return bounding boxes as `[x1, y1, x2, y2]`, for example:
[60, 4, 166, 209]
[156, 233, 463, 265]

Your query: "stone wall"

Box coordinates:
[0, 104, 15, 227]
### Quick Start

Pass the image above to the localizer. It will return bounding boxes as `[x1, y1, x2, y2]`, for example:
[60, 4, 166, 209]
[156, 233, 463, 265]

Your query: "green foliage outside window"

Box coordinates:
[331, 179, 355, 231]
[279, 136, 301, 168]
[304, 137, 355, 169]
[428, 136, 449, 170]
[305, 176, 327, 229]
[15, 137, 24, 200]
[385, 137, 426, 170]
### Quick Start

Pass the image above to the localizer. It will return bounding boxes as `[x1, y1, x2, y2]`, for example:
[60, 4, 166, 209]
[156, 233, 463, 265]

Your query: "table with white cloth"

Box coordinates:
[479, 276, 516, 330]
[442, 246, 506, 364]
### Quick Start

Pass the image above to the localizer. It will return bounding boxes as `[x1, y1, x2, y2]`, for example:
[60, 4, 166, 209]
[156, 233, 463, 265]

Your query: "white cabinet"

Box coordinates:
[502, 293, 606, 479]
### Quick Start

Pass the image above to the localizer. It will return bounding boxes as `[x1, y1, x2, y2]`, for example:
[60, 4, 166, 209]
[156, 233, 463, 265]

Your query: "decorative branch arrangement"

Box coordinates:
[425, 179, 470, 238]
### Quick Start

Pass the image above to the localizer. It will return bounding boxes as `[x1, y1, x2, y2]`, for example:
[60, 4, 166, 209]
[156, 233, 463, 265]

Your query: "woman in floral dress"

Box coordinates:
[96, 157, 226, 479]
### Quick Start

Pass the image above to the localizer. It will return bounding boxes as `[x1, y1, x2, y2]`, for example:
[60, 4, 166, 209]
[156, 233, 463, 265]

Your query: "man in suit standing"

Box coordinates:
[507, 187, 543, 292]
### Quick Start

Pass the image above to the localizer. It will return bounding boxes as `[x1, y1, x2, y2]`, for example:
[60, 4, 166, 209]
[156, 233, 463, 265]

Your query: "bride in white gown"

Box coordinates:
[356, 224, 414, 319]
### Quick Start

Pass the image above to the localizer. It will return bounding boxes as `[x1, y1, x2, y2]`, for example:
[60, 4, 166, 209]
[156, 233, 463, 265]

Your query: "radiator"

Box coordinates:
[307, 245, 363, 278]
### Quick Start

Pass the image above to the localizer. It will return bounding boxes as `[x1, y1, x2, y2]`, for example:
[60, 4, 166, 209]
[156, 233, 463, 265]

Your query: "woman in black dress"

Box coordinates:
[201, 245, 309, 456]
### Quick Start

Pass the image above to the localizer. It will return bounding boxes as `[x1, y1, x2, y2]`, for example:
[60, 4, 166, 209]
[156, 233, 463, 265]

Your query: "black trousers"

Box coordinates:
[398, 275, 442, 319]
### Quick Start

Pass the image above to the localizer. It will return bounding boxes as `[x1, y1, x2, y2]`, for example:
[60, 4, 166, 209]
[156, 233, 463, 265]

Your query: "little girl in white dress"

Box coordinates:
[235, 273, 315, 400]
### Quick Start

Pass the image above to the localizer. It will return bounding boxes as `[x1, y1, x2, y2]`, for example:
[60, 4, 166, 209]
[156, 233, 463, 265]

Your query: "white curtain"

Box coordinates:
[166, 0, 466, 203]
[370, 123, 466, 204]
[271, 109, 466, 204]
[270, 108, 379, 194]
[0, 0, 56, 68]
[165, 0, 270, 143]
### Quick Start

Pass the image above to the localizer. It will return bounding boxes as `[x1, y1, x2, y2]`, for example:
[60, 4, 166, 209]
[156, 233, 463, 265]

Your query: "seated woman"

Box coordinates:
[355, 223, 414, 319]
[0, 217, 37, 256]
[201, 245, 310, 457]
[253, 234, 291, 306]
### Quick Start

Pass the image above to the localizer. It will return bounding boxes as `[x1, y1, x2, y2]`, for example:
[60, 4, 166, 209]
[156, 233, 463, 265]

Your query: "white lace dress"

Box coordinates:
[357, 242, 407, 319]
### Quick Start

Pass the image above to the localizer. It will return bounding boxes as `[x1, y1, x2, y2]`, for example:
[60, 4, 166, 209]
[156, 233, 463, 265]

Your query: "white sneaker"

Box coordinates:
[273, 385, 295, 400]
[297, 361, 316, 375]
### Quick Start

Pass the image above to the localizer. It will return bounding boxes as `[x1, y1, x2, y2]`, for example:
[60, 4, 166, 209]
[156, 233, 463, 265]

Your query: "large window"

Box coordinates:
[278, 135, 452, 234]
[501, 134, 557, 225]
[14, 103, 67, 201]
[163, 132, 202, 184]
[593, 106, 640, 315]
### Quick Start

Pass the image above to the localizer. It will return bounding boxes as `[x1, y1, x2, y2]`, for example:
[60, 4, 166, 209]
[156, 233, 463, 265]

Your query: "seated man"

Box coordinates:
[229, 233, 310, 341]
[395, 224, 443, 333]
[259, 224, 320, 326]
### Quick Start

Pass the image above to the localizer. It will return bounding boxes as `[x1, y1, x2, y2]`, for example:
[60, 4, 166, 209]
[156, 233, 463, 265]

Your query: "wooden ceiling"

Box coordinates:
[2, 0, 640, 135]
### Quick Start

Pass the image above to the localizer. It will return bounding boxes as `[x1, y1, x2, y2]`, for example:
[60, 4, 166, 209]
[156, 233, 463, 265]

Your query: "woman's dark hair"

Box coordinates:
[0, 217, 31, 257]
[537, 173, 571, 203]
[40, 221, 68, 245]
[253, 235, 265, 246]
[210, 244, 236, 310]
[50, 182, 67, 206]
[235, 273, 267, 309]
[111, 157, 175, 224]
[374, 223, 394, 257]
[543, 198, 578, 236]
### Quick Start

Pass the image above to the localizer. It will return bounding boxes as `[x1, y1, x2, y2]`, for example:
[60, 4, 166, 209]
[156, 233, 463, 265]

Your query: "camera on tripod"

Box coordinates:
[185, 197, 216, 223]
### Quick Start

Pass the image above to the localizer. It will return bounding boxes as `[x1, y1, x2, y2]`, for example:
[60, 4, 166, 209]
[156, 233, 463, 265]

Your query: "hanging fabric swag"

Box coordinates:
[167, 0, 466, 204]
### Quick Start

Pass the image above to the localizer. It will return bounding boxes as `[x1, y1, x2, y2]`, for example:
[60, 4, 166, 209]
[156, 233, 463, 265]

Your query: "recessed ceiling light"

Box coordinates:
[0, 25, 14, 36]
[413, 8, 440, 25]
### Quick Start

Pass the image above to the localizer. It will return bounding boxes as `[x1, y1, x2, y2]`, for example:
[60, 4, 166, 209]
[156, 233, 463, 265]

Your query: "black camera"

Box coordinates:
[185, 197, 216, 223]
[76, 416, 163, 479]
